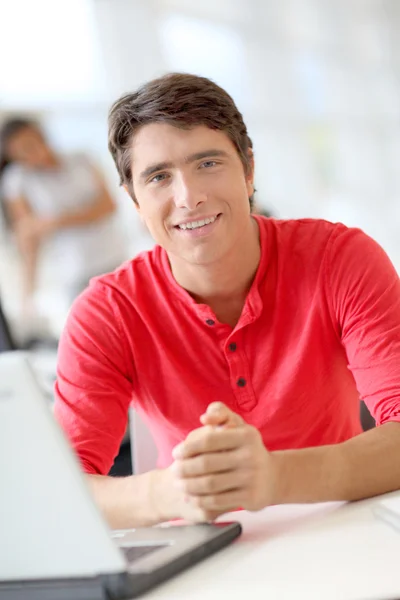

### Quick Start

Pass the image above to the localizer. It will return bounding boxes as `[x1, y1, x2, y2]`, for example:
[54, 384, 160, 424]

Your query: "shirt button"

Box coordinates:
[237, 377, 247, 387]
[205, 319, 215, 326]
[229, 343, 237, 352]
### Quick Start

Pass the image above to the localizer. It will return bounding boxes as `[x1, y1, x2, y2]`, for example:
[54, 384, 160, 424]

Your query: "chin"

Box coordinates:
[185, 247, 225, 266]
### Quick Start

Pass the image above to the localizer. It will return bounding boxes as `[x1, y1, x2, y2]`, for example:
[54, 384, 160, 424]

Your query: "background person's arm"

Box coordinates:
[50, 163, 117, 230]
[5, 196, 41, 301]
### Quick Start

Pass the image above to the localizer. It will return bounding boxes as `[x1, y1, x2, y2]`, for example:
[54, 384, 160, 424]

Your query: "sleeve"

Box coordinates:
[326, 226, 400, 426]
[1, 165, 24, 202]
[53, 281, 135, 475]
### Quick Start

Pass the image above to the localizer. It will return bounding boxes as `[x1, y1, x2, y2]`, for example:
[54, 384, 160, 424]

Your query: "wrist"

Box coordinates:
[149, 468, 178, 524]
[268, 450, 287, 505]
[269, 444, 348, 505]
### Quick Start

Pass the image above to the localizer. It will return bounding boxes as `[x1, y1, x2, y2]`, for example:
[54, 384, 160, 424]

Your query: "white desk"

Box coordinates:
[144, 491, 400, 600]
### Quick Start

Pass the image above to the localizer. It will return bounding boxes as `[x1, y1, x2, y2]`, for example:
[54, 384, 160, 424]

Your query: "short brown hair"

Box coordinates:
[108, 72, 254, 204]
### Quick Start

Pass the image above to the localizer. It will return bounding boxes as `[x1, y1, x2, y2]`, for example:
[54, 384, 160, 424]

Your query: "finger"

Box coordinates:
[200, 402, 231, 426]
[177, 470, 250, 497]
[191, 490, 245, 512]
[172, 449, 242, 478]
[200, 402, 244, 428]
[183, 505, 223, 524]
[173, 427, 245, 459]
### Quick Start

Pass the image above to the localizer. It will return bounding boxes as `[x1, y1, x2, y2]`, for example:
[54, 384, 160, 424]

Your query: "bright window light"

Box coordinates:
[159, 13, 248, 107]
[0, 0, 105, 107]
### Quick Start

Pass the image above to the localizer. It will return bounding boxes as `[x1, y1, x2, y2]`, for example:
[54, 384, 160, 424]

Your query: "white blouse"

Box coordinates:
[1, 154, 127, 287]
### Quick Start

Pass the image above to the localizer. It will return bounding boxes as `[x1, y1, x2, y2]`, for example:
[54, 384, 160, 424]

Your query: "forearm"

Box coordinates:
[16, 233, 40, 297]
[54, 196, 115, 229]
[86, 468, 173, 529]
[272, 422, 400, 504]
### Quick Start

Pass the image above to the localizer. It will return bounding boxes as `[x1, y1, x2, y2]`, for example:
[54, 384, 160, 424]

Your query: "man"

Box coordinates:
[54, 73, 400, 529]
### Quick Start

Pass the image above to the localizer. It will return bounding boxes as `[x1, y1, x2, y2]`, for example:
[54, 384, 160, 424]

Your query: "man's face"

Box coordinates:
[130, 123, 254, 266]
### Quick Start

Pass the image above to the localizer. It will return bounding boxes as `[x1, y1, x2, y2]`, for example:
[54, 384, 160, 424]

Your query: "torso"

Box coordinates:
[55, 214, 400, 475]
[87, 216, 365, 468]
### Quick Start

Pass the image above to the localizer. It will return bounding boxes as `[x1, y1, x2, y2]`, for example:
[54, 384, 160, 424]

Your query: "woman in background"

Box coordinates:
[0, 118, 127, 315]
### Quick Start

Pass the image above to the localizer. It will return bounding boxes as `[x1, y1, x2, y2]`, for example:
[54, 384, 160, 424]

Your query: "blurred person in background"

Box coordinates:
[0, 118, 127, 321]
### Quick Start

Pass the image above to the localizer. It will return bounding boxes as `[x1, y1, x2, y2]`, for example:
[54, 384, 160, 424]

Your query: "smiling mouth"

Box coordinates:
[175, 214, 221, 231]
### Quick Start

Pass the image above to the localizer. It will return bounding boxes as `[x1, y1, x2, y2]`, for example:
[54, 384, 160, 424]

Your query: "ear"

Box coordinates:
[246, 148, 255, 197]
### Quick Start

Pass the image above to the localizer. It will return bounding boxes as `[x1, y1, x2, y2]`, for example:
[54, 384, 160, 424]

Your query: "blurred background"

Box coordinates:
[1, 0, 400, 347]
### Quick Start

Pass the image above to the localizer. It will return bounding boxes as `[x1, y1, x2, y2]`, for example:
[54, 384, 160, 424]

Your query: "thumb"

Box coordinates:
[200, 402, 244, 428]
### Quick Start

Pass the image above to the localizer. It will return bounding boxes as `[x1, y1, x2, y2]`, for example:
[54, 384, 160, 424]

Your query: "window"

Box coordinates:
[159, 13, 247, 108]
[0, 0, 106, 108]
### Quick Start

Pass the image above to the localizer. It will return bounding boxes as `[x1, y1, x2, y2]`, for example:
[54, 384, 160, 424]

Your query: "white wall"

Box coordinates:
[1, 0, 400, 336]
[152, 0, 400, 269]
[91, 0, 400, 269]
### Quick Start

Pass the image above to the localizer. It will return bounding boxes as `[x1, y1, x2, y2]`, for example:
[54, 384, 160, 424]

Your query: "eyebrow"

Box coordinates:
[139, 149, 229, 181]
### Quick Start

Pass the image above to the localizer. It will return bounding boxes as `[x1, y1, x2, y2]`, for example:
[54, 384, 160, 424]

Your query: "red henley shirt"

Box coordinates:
[54, 216, 400, 474]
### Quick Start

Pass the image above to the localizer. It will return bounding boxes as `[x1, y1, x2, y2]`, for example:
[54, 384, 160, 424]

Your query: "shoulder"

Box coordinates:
[63, 245, 165, 360]
[258, 216, 348, 261]
[257, 216, 388, 288]
[73, 245, 165, 316]
[324, 223, 398, 289]
[264, 217, 398, 302]
[265, 216, 344, 243]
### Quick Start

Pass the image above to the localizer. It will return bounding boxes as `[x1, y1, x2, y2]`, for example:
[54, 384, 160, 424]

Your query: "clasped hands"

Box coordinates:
[168, 402, 276, 522]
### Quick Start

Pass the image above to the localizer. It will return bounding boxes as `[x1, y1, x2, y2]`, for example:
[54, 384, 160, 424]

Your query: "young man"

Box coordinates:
[54, 73, 400, 529]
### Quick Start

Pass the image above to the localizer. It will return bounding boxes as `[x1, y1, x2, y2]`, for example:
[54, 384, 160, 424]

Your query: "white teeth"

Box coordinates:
[178, 215, 217, 230]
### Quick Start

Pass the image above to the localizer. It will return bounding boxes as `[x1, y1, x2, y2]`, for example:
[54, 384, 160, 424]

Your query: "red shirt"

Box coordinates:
[54, 216, 400, 475]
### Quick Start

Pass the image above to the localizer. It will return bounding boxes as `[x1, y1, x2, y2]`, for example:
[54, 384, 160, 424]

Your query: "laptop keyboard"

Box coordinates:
[121, 544, 166, 564]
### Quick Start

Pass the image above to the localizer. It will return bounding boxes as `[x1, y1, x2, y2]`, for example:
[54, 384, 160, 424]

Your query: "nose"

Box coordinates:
[173, 173, 206, 210]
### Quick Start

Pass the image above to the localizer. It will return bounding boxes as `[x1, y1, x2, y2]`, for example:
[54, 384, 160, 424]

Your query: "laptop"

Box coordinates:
[0, 351, 242, 599]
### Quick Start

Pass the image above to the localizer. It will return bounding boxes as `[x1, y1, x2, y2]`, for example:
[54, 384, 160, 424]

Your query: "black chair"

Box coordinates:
[360, 400, 375, 431]
[108, 440, 133, 477]
[0, 297, 17, 353]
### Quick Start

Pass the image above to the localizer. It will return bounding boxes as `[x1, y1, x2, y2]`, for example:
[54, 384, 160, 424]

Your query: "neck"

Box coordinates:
[169, 217, 261, 310]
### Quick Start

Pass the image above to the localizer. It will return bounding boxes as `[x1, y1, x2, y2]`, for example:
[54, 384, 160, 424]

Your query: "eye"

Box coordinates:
[149, 173, 168, 184]
[200, 160, 218, 169]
